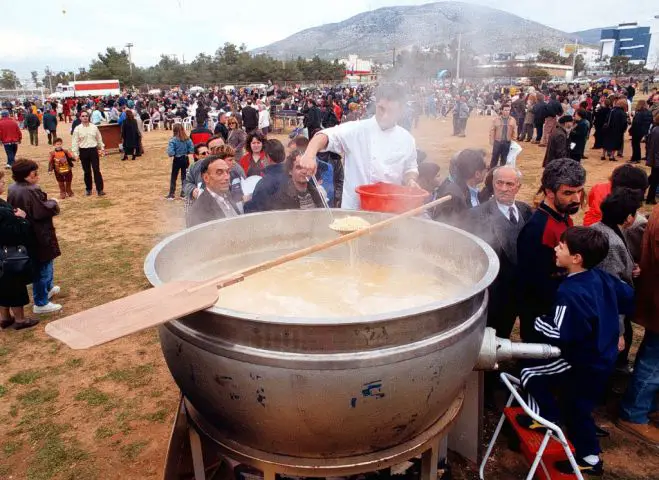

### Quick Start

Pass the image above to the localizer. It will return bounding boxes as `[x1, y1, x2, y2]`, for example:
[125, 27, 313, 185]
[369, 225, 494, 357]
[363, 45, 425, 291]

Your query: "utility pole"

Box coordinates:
[571, 38, 579, 79]
[45, 65, 53, 92]
[126, 42, 134, 81]
[456, 32, 462, 84]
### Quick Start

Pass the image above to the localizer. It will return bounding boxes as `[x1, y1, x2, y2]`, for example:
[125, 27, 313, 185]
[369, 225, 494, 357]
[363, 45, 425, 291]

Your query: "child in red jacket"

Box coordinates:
[48, 138, 75, 198]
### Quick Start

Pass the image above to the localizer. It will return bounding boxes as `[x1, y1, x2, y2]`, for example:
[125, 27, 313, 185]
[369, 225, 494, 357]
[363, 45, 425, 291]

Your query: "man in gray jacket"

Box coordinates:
[186, 156, 243, 228]
[183, 141, 245, 209]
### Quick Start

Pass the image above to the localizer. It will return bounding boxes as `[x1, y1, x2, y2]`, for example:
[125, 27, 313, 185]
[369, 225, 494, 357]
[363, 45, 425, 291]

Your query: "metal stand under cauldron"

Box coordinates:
[163, 390, 464, 480]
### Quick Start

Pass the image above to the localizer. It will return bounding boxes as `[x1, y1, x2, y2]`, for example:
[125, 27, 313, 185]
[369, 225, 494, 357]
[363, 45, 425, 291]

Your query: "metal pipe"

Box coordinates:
[474, 327, 561, 370]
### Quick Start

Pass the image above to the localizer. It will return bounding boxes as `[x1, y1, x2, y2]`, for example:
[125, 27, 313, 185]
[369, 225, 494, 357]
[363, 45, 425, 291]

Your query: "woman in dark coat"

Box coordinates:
[8, 159, 62, 314]
[121, 109, 141, 160]
[602, 99, 629, 162]
[593, 97, 611, 152]
[0, 170, 38, 329]
[629, 100, 654, 163]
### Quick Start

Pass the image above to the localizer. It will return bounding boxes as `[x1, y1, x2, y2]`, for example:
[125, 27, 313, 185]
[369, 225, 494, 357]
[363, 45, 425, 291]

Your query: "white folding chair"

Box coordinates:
[143, 119, 152, 132]
[479, 372, 584, 480]
[182, 117, 193, 132]
[174, 117, 183, 124]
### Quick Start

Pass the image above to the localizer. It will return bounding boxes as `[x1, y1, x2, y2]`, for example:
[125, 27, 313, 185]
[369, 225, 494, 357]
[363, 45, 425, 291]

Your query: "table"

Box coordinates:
[97, 123, 122, 153]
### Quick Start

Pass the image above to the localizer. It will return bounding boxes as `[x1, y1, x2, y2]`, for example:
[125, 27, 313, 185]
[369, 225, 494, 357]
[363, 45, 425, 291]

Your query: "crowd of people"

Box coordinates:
[0, 75, 658, 475]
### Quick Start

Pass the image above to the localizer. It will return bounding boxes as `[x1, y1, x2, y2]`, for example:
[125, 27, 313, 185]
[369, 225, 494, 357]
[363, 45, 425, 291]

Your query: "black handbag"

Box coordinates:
[0, 245, 32, 282]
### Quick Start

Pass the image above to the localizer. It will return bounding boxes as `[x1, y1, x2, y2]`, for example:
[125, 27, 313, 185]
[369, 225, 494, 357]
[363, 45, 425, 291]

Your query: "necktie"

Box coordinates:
[509, 206, 518, 225]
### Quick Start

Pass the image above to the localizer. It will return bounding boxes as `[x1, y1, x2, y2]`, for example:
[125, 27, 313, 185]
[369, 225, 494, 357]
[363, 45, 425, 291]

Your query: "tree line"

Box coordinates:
[0, 43, 346, 90]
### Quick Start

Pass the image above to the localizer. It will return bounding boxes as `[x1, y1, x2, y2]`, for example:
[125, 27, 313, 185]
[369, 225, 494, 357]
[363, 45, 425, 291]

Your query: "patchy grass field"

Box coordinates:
[0, 115, 657, 479]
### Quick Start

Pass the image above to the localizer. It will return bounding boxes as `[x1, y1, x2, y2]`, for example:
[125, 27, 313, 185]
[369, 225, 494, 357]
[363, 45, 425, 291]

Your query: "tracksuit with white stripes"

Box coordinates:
[522, 268, 634, 457]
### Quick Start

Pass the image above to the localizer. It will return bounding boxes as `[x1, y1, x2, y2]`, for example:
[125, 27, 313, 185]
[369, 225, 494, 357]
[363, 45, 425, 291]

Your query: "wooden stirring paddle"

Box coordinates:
[45, 195, 451, 349]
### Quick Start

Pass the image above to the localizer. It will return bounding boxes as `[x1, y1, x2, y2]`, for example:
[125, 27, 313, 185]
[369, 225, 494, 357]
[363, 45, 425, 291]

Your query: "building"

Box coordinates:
[476, 62, 574, 79]
[649, 16, 659, 69]
[559, 45, 601, 67]
[600, 20, 658, 66]
[338, 54, 377, 84]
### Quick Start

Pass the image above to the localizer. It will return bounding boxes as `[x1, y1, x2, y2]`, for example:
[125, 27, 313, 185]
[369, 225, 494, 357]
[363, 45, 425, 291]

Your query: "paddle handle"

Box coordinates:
[191, 195, 452, 292]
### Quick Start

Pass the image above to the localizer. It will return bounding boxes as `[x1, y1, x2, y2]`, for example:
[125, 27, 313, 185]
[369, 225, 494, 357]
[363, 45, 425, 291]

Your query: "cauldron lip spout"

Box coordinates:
[144, 210, 500, 326]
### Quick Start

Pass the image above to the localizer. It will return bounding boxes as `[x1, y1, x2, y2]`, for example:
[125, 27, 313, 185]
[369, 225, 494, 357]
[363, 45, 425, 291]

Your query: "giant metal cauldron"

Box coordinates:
[145, 209, 500, 459]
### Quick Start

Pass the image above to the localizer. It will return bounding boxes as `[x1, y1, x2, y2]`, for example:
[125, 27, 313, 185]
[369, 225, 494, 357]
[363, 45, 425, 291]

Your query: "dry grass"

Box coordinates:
[0, 116, 656, 479]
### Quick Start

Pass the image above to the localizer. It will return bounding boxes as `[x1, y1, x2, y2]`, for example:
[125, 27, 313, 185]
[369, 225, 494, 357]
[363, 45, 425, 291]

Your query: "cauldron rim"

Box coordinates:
[144, 209, 500, 326]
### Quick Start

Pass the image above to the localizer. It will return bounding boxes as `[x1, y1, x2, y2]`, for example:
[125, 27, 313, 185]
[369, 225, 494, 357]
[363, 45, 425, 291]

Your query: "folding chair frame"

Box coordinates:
[478, 372, 584, 480]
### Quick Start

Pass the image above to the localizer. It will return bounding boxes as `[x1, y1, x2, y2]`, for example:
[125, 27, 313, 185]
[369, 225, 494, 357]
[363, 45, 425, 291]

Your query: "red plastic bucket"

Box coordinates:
[355, 182, 428, 213]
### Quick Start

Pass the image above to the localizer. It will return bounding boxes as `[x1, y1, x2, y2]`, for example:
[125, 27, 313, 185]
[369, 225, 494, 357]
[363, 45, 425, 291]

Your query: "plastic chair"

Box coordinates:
[143, 119, 152, 132]
[479, 372, 583, 480]
[174, 117, 183, 124]
[183, 117, 193, 132]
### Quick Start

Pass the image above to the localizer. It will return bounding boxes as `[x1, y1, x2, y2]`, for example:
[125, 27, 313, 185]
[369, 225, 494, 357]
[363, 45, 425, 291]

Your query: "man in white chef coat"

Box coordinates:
[299, 85, 419, 210]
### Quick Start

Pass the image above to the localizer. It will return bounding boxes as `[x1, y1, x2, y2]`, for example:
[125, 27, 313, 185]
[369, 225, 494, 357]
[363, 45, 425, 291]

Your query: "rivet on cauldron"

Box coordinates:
[256, 388, 266, 407]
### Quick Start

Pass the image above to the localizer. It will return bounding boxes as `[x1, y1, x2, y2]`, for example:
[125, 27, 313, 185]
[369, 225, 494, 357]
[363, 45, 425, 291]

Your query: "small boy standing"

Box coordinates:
[517, 226, 634, 476]
[48, 138, 75, 199]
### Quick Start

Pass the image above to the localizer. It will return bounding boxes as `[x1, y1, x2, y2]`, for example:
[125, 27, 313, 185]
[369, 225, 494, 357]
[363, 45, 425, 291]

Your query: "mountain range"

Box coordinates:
[253, 2, 604, 61]
[572, 27, 608, 46]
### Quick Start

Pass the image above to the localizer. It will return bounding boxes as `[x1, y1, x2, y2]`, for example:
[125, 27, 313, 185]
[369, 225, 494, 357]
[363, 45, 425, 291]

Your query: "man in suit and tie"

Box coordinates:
[186, 155, 243, 228]
[465, 165, 532, 339]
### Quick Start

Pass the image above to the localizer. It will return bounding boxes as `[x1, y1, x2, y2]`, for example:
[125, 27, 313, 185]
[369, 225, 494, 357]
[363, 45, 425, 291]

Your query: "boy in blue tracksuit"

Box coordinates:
[518, 227, 634, 476]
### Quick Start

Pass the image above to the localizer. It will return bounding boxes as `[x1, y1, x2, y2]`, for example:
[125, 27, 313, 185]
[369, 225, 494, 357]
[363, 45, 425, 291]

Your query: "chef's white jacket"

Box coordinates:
[322, 117, 418, 210]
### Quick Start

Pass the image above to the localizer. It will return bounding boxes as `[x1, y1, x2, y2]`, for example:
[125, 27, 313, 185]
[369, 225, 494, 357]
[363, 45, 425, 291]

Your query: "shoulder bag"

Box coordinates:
[0, 245, 32, 283]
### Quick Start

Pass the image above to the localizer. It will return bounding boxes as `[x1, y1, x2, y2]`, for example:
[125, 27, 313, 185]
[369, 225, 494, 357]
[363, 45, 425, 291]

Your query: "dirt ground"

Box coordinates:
[0, 114, 656, 480]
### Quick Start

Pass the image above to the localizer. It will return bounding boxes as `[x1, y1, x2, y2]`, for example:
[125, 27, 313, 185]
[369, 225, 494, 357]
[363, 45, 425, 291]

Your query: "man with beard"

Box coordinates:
[516, 158, 586, 341]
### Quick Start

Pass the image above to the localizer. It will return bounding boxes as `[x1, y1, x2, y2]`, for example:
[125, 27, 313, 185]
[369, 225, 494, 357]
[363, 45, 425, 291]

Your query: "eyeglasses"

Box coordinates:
[199, 151, 210, 156]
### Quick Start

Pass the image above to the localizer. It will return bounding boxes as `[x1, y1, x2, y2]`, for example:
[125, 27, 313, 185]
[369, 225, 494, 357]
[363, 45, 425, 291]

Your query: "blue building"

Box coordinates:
[600, 23, 652, 64]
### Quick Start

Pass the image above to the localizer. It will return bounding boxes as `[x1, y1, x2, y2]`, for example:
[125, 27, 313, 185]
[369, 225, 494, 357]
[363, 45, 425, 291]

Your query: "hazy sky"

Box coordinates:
[2, 0, 658, 79]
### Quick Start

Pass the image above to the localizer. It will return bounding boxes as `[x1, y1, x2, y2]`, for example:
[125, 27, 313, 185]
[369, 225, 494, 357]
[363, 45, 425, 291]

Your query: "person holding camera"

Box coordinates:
[0, 169, 38, 330]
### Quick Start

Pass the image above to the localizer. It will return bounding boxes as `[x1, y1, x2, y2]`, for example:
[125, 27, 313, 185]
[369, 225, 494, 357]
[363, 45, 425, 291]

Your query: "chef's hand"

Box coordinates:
[299, 151, 317, 176]
[406, 178, 422, 190]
